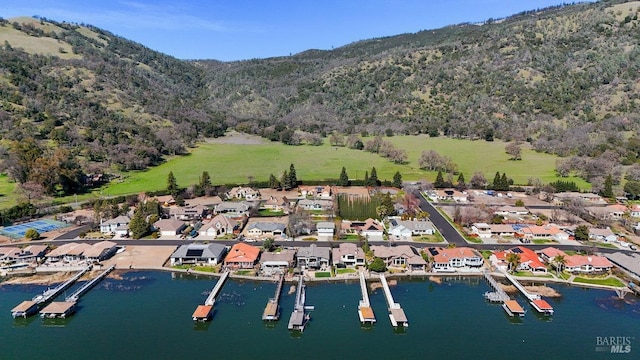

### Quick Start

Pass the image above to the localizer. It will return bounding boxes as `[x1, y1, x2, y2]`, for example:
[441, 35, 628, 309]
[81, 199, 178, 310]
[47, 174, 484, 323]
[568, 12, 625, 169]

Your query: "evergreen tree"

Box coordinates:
[392, 171, 402, 188]
[456, 173, 466, 190]
[268, 173, 279, 189]
[338, 167, 349, 186]
[199, 171, 211, 189]
[289, 164, 297, 188]
[602, 174, 613, 198]
[434, 171, 445, 188]
[129, 207, 150, 239]
[364, 171, 369, 186]
[500, 173, 509, 191]
[492, 172, 501, 189]
[167, 171, 179, 197]
[281, 170, 289, 190]
[369, 167, 379, 186]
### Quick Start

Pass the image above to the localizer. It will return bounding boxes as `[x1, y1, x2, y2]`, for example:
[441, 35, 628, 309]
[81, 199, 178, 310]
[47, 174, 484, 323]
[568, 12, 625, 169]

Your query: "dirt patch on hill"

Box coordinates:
[205, 131, 266, 145]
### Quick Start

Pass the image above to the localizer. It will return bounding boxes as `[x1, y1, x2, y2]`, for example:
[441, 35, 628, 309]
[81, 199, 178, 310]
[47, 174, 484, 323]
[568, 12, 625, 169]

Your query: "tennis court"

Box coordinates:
[0, 219, 70, 239]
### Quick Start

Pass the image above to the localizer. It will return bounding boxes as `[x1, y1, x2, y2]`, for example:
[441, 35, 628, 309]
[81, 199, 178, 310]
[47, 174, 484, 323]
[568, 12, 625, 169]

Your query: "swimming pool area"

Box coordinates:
[0, 219, 70, 239]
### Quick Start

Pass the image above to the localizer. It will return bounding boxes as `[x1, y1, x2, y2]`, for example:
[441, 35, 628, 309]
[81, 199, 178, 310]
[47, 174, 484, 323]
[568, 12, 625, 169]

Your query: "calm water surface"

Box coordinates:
[1, 271, 638, 359]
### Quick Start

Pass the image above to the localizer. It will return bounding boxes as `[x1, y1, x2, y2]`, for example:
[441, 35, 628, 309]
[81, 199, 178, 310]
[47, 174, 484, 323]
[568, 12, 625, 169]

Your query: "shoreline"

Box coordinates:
[1, 265, 629, 295]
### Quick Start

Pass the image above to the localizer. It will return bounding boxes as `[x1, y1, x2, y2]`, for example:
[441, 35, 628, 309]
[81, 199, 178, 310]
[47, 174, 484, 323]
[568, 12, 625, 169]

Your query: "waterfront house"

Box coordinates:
[246, 222, 287, 239]
[198, 214, 239, 238]
[153, 219, 187, 237]
[82, 241, 118, 262]
[213, 202, 251, 217]
[1, 244, 48, 265]
[332, 243, 365, 268]
[224, 243, 260, 269]
[46, 242, 92, 263]
[538, 247, 613, 274]
[316, 221, 335, 240]
[99, 215, 131, 236]
[170, 243, 227, 266]
[297, 244, 330, 270]
[537, 247, 568, 263]
[260, 249, 296, 276]
[370, 245, 427, 271]
[490, 247, 547, 273]
[227, 186, 260, 201]
[428, 247, 483, 272]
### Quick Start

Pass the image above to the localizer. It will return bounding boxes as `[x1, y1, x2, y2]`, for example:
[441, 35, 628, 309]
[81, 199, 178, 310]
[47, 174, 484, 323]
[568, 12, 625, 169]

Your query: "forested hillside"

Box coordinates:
[0, 17, 225, 197]
[201, 0, 640, 189]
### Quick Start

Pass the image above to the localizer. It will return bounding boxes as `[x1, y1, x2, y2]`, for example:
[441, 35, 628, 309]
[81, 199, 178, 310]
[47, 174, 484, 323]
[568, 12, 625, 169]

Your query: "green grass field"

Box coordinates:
[0, 133, 590, 208]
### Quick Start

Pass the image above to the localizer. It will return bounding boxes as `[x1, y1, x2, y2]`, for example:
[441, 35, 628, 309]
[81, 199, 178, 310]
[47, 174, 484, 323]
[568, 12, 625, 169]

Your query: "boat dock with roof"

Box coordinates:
[39, 265, 115, 318]
[482, 271, 528, 317]
[11, 266, 90, 318]
[287, 275, 311, 332]
[503, 299, 526, 317]
[193, 270, 230, 321]
[262, 274, 284, 321]
[358, 272, 376, 324]
[379, 274, 408, 327]
[503, 272, 554, 315]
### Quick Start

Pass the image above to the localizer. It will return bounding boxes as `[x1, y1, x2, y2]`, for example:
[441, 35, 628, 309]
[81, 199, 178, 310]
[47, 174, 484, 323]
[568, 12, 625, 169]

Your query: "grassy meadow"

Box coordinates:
[0, 133, 589, 208]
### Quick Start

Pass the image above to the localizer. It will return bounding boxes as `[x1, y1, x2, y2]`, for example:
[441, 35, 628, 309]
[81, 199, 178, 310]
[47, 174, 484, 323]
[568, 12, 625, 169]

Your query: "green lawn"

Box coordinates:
[573, 276, 625, 287]
[258, 209, 285, 217]
[336, 268, 357, 275]
[315, 271, 331, 278]
[532, 239, 557, 244]
[0, 134, 589, 209]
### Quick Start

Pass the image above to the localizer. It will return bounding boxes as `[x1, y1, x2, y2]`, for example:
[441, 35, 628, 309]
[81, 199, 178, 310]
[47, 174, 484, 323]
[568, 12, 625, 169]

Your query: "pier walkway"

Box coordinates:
[379, 274, 408, 327]
[482, 271, 509, 303]
[11, 266, 90, 318]
[65, 265, 115, 303]
[262, 274, 284, 321]
[193, 270, 230, 321]
[503, 272, 540, 301]
[287, 275, 310, 331]
[358, 271, 376, 324]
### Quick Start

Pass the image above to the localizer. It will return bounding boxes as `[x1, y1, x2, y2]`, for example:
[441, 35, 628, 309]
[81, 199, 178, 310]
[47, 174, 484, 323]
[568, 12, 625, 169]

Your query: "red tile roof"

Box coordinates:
[224, 242, 260, 264]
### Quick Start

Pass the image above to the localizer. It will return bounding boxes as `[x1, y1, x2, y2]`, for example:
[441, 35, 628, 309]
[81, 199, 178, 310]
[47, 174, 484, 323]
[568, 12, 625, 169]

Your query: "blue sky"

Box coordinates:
[2, 1, 582, 61]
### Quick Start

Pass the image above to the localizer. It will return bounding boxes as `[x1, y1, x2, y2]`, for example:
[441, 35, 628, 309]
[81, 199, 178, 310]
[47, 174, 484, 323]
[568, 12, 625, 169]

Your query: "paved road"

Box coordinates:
[411, 189, 467, 247]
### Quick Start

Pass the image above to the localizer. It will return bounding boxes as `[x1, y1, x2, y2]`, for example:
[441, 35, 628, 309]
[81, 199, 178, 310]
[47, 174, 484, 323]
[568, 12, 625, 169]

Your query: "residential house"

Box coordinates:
[297, 199, 333, 211]
[587, 204, 628, 220]
[564, 255, 613, 273]
[199, 214, 239, 238]
[153, 219, 187, 237]
[370, 245, 427, 271]
[331, 243, 365, 268]
[630, 205, 640, 218]
[297, 244, 330, 270]
[170, 243, 227, 266]
[246, 222, 287, 239]
[537, 247, 569, 263]
[589, 227, 617, 242]
[45, 242, 92, 263]
[388, 219, 435, 241]
[519, 224, 569, 242]
[428, 247, 483, 272]
[553, 192, 605, 205]
[429, 189, 468, 203]
[169, 205, 208, 221]
[316, 222, 335, 240]
[260, 195, 291, 214]
[359, 218, 385, 241]
[299, 185, 332, 199]
[471, 223, 492, 239]
[494, 206, 529, 217]
[227, 186, 260, 201]
[224, 243, 260, 269]
[260, 249, 296, 275]
[99, 215, 131, 236]
[213, 202, 251, 217]
[82, 241, 118, 263]
[490, 247, 547, 273]
[1, 245, 48, 264]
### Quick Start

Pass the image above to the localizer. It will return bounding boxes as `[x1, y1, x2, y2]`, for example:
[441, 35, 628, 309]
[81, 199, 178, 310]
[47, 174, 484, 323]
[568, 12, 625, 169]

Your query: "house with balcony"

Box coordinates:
[428, 247, 483, 272]
[82, 241, 118, 263]
[99, 215, 131, 236]
[224, 243, 260, 269]
[297, 244, 330, 270]
[370, 245, 427, 271]
[260, 249, 296, 276]
[331, 243, 365, 268]
[170, 243, 227, 266]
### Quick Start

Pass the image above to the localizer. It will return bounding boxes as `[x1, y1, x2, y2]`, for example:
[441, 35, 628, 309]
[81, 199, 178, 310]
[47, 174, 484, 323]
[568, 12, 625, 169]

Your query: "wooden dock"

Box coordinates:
[358, 272, 376, 324]
[482, 271, 509, 303]
[287, 275, 311, 332]
[193, 270, 229, 321]
[503, 300, 526, 317]
[503, 271, 554, 315]
[11, 266, 90, 318]
[379, 274, 408, 327]
[262, 274, 284, 321]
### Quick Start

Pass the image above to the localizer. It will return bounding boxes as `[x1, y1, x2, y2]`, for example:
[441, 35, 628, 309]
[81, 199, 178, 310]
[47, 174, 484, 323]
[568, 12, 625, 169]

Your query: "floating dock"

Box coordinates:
[193, 270, 229, 321]
[379, 274, 408, 327]
[358, 272, 376, 324]
[262, 274, 284, 321]
[11, 266, 90, 318]
[287, 275, 311, 332]
[39, 265, 115, 318]
[503, 300, 526, 317]
[503, 272, 554, 315]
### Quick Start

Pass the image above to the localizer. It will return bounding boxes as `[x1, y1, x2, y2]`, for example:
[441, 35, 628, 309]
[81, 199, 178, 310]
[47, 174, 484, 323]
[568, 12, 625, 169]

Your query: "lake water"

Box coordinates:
[1, 271, 638, 359]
